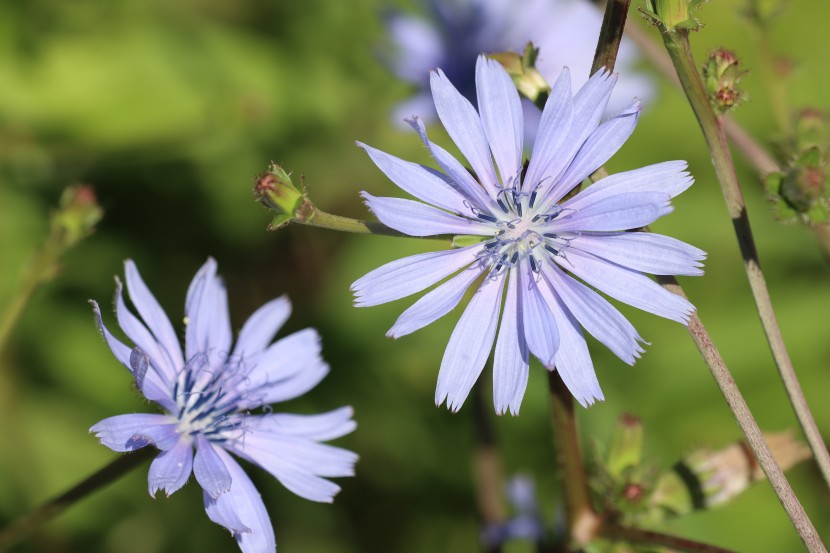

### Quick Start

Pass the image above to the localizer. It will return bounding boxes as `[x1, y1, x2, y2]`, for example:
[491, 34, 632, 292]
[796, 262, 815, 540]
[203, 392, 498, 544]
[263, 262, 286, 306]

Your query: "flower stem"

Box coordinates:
[547, 372, 600, 546]
[591, 0, 632, 75]
[659, 26, 830, 494]
[601, 524, 738, 553]
[657, 275, 826, 553]
[0, 449, 155, 552]
[472, 382, 507, 553]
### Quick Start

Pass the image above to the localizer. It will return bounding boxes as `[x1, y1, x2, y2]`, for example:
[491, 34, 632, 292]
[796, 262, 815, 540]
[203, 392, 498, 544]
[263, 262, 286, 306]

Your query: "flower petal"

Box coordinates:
[124, 260, 184, 371]
[572, 232, 705, 276]
[148, 437, 193, 497]
[493, 268, 529, 416]
[232, 296, 291, 359]
[185, 258, 232, 364]
[520, 278, 559, 371]
[249, 407, 356, 442]
[90, 413, 175, 452]
[204, 448, 276, 553]
[247, 329, 329, 406]
[90, 300, 173, 410]
[234, 429, 357, 479]
[194, 436, 233, 499]
[407, 116, 496, 211]
[542, 264, 645, 365]
[558, 248, 695, 324]
[387, 262, 485, 338]
[523, 68, 575, 192]
[553, 191, 672, 233]
[436, 271, 505, 412]
[475, 55, 523, 187]
[358, 142, 472, 214]
[544, 288, 604, 407]
[550, 100, 641, 204]
[430, 68, 500, 197]
[352, 246, 481, 307]
[564, 161, 693, 213]
[361, 193, 493, 237]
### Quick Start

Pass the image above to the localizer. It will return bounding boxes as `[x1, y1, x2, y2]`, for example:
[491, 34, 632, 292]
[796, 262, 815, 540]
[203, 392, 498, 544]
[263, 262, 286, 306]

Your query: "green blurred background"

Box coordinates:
[0, 0, 827, 551]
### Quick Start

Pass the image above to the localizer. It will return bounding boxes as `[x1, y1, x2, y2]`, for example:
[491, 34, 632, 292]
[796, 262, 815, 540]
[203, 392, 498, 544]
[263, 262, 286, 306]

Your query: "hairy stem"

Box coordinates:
[0, 449, 155, 552]
[660, 25, 830, 495]
[657, 276, 826, 553]
[548, 372, 600, 545]
[601, 524, 738, 553]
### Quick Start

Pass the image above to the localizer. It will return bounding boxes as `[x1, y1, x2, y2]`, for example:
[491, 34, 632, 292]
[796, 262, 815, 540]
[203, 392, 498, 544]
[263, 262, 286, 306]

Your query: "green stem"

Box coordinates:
[660, 27, 830, 495]
[657, 276, 826, 553]
[601, 524, 738, 553]
[0, 449, 155, 552]
[548, 372, 600, 545]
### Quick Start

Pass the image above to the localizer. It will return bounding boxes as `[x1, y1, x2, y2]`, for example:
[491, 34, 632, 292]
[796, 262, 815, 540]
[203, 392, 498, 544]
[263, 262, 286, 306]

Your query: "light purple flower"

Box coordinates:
[352, 56, 704, 414]
[384, 0, 654, 125]
[90, 259, 357, 553]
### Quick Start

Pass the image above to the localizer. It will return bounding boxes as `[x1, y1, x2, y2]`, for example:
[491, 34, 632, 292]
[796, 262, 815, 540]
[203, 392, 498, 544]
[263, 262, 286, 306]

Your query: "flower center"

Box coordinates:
[173, 353, 251, 443]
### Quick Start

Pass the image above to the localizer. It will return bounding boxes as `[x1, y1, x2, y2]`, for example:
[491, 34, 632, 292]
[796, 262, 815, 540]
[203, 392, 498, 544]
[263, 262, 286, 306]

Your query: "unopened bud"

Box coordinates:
[491, 44, 551, 107]
[607, 414, 644, 478]
[50, 185, 103, 248]
[703, 49, 747, 115]
[644, 0, 701, 32]
[254, 163, 306, 230]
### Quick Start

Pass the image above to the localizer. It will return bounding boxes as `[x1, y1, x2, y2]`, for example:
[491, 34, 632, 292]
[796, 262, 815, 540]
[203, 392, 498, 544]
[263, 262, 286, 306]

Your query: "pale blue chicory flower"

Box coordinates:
[90, 259, 356, 553]
[352, 56, 704, 414]
[384, 0, 654, 124]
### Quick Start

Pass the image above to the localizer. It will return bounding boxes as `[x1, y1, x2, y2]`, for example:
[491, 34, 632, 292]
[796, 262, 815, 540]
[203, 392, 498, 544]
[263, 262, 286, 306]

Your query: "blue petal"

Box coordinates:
[430, 68, 501, 198]
[358, 142, 473, 214]
[571, 232, 705, 276]
[185, 258, 232, 364]
[361, 193, 493, 236]
[564, 161, 693, 212]
[352, 246, 481, 307]
[90, 301, 174, 410]
[543, 264, 645, 365]
[124, 260, 184, 371]
[232, 296, 291, 359]
[557, 248, 695, 324]
[543, 288, 605, 407]
[90, 413, 175, 452]
[550, 100, 642, 204]
[385, 14, 443, 83]
[387, 262, 485, 338]
[552, 191, 672, 232]
[523, 68, 575, 193]
[250, 407, 356, 442]
[407, 117, 496, 212]
[436, 271, 506, 412]
[148, 437, 193, 497]
[204, 448, 276, 553]
[493, 268, 529, 416]
[233, 430, 357, 479]
[194, 436, 233, 499]
[246, 329, 329, 406]
[519, 263, 560, 367]
[475, 56, 523, 188]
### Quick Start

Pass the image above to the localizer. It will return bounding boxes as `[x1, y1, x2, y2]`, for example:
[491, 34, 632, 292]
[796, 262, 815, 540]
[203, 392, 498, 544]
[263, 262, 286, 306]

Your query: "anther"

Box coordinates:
[476, 212, 498, 223]
[545, 245, 559, 256]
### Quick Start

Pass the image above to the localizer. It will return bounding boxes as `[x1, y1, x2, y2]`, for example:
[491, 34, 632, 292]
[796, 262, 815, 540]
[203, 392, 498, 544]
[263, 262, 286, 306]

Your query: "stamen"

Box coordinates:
[476, 212, 498, 223]
[545, 245, 559, 256]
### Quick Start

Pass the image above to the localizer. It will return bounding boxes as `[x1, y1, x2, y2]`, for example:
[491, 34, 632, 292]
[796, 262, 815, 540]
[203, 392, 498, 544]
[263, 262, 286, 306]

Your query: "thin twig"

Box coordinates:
[591, 0, 632, 75]
[602, 524, 739, 553]
[0, 449, 155, 552]
[658, 24, 830, 497]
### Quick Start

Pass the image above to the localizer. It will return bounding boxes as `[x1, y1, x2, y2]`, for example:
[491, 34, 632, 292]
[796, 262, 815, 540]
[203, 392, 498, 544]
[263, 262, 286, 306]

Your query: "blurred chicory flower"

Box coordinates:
[352, 56, 704, 414]
[383, 0, 653, 125]
[91, 259, 356, 553]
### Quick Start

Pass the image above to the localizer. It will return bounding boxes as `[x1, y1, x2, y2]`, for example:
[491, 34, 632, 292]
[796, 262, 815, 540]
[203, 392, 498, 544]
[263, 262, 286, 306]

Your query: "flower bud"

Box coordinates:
[607, 414, 644, 478]
[703, 49, 747, 115]
[50, 185, 103, 248]
[491, 44, 551, 107]
[644, 0, 702, 32]
[254, 163, 306, 229]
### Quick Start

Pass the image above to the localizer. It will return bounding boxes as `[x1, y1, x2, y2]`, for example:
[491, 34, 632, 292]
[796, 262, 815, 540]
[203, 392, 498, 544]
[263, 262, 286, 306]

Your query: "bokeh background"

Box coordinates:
[0, 0, 828, 552]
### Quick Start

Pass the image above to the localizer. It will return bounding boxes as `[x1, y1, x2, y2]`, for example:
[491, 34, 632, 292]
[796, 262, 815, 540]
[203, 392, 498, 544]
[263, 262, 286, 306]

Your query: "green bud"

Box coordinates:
[50, 185, 103, 249]
[644, 0, 703, 32]
[254, 163, 306, 230]
[606, 414, 644, 478]
[490, 44, 551, 107]
[702, 49, 747, 115]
